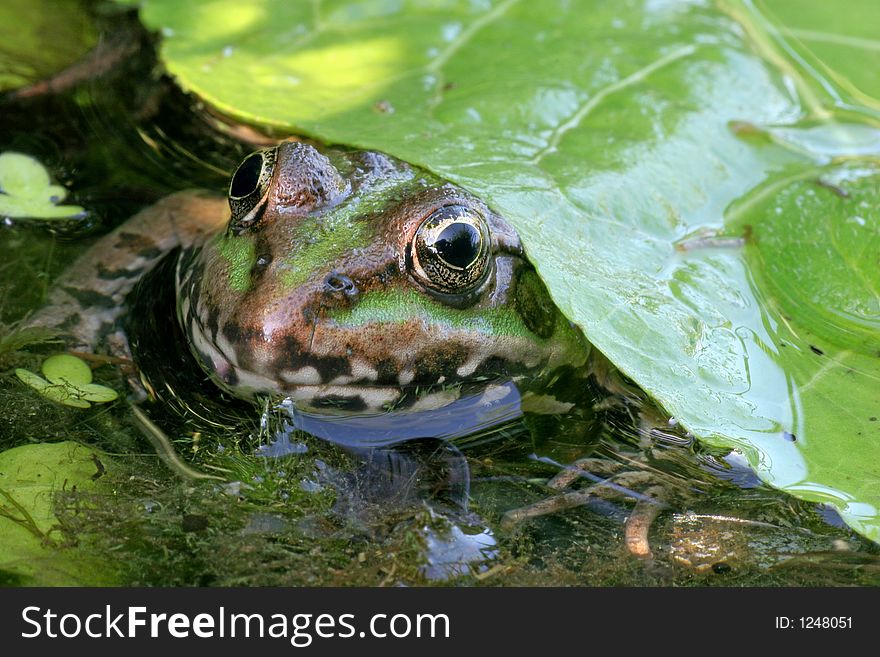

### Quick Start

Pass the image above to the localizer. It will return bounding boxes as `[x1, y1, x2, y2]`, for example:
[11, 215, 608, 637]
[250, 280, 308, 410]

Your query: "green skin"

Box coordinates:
[26, 141, 590, 414]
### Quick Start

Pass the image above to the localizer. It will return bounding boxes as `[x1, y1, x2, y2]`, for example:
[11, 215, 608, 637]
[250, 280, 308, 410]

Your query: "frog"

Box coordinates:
[24, 139, 592, 419]
[21, 139, 697, 564]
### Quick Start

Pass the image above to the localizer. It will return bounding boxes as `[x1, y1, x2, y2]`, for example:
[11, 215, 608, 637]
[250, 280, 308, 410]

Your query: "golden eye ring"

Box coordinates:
[228, 147, 276, 232]
[410, 204, 491, 295]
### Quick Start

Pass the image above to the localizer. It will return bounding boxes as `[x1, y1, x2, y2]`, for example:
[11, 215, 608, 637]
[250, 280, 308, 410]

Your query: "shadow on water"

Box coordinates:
[1, 3, 879, 586]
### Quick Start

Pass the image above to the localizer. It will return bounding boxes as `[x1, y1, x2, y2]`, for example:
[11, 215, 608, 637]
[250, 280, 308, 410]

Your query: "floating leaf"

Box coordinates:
[41, 353, 93, 385]
[759, 0, 880, 105]
[0, 0, 96, 92]
[0, 441, 118, 585]
[0, 152, 85, 220]
[14, 367, 52, 391]
[16, 354, 117, 408]
[77, 383, 120, 403]
[127, 0, 880, 541]
[15, 368, 91, 408]
[734, 163, 879, 353]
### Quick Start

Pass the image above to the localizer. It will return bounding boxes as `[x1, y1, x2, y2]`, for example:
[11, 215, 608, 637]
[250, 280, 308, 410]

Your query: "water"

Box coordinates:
[1, 5, 878, 587]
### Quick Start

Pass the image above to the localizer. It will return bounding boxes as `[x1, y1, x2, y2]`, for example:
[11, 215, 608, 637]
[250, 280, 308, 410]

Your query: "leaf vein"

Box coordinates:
[530, 44, 697, 165]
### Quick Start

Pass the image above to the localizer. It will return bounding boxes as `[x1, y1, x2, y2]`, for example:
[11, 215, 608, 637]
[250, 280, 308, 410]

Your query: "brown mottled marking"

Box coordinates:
[24, 191, 228, 354]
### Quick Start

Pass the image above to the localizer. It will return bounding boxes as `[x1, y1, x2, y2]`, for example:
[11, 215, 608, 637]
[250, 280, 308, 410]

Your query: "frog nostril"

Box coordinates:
[250, 254, 272, 281]
[323, 273, 358, 297]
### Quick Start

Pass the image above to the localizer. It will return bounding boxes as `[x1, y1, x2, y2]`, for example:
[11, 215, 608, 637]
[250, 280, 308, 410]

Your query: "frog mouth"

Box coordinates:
[282, 383, 414, 413]
[281, 380, 488, 416]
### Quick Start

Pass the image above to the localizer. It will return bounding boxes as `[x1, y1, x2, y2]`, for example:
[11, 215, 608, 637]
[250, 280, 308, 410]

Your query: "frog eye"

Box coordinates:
[410, 205, 491, 295]
[228, 148, 276, 232]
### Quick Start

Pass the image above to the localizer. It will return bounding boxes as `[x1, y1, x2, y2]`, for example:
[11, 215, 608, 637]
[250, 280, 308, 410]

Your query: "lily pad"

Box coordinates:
[0, 441, 118, 585]
[16, 354, 118, 408]
[14, 367, 91, 409]
[0, 0, 96, 92]
[127, 1, 880, 541]
[0, 152, 85, 220]
[41, 353, 93, 385]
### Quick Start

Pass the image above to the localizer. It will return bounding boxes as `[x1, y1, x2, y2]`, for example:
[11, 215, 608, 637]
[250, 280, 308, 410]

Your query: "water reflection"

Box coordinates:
[276, 380, 524, 448]
[250, 391, 522, 579]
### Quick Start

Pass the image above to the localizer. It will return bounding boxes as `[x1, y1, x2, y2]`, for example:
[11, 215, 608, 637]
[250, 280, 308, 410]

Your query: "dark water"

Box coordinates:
[1, 5, 878, 587]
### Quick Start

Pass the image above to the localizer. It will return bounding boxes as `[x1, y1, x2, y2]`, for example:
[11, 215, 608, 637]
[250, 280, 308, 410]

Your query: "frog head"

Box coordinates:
[177, 140, 589, 413]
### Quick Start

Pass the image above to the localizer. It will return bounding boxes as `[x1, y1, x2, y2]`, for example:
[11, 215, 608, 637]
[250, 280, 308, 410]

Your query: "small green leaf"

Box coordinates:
[14, 367, 46, 389]
[16, 355, 117, 408]
[0, 152, 85, 220]
[38, 384, 93, 409]
[738, 163, 879, 353]
[41, 353, 93, 386]
[15, 369, 92, 408]
[0, 0, 96, 92]
[0, 151, 52, 195]
[77, 383, 119, 403]
[0, 442, 118, 585]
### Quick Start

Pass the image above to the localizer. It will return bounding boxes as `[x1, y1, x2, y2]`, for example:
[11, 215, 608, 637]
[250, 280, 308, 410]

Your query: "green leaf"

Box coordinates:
[736, 163, 879, 353]
[128, 0, 880, 541]
[41, 353, 93, 386]
[77, 383, 120, 403]
[0, 152, 85, 220]
[0, 0, 96, 92]
[15, 369, 92, 408]
[0, 442, 118, 585]
[16, 355, 118, 408]
[759, 0, 880, 106]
